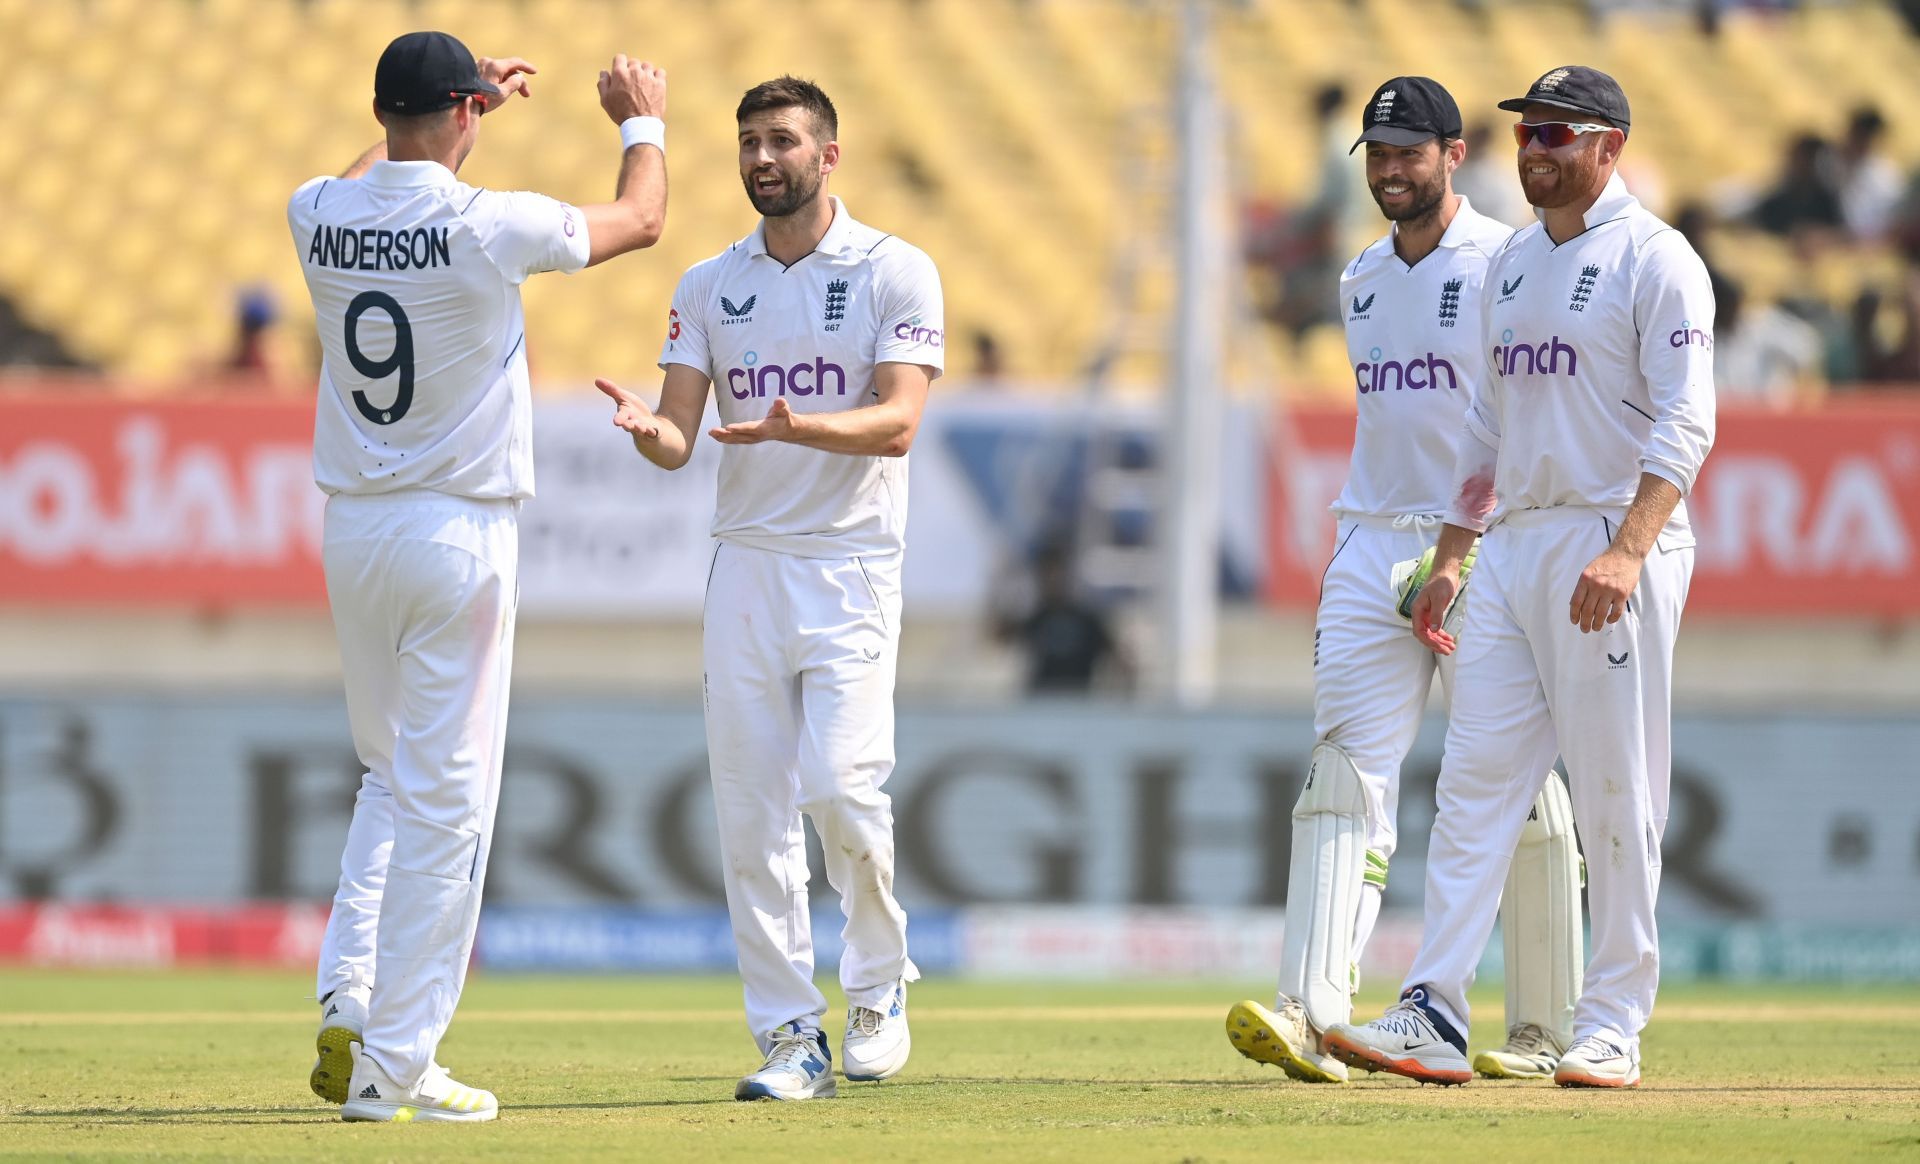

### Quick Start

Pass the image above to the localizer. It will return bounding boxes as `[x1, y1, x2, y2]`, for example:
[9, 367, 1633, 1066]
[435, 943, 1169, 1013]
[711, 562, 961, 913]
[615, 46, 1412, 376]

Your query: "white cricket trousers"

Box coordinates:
[315, 489, 518, 1087]
[702, 541, 918, 1048]
[1403, 506, 1692, 1048]
[1312, 517, 1450, 867]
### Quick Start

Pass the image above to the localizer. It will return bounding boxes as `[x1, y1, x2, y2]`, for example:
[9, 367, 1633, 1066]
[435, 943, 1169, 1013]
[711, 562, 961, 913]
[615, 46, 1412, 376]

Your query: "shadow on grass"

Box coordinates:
[1, 1096, 739, 1124]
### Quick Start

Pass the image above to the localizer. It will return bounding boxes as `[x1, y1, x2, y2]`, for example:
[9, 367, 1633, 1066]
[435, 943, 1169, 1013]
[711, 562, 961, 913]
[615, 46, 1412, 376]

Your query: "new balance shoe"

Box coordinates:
[843, 981, 911, 1082]
[1323, 986, 1472, 1085]
[736, 1021, 837, 1101]
[339, 1059, 497, 1122]
[310, 972, 370, 1104]
[1554, 1034, 1641, 1088]
[1473, 1022, 1565, 1080]
[1225, 998, 1348, 1084]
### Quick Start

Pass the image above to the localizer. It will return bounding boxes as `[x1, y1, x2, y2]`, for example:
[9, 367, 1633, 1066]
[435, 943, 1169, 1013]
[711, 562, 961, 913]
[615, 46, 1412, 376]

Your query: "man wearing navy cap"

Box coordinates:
[289, 31, 671, 1121]
[1327, 65, 1715, 1090]
[1225, 76, 1586, 1088]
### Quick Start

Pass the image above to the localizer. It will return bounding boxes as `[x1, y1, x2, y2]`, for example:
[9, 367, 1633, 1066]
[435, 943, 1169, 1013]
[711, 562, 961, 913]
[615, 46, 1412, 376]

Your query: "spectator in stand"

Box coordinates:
[1836, 107, 1906, 244]
[1673, 202, 1716, 269]
[1749, 133, 1845, 243]
[1852, 273, 1920, 385]
[228, 287, 282, 377]
[995, 539, 1132, 695]
[971, 329, 1005, 384]
[1710, 271, 1823, 408]
[1247, 83, 1369, 337]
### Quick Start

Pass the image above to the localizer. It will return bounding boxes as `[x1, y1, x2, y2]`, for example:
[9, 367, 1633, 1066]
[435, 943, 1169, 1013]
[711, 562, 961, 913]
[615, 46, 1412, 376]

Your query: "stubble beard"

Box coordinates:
[744, 166, 824, 218]
[1372, 169, 1447, 229]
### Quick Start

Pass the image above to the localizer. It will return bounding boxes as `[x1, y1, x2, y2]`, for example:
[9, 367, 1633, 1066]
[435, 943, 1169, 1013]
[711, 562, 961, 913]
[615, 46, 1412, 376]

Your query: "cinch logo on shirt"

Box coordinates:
[892, 316, 944, 347]
[1491, 329, 1580, 378]
[725, 352, 848, 399]
[1669, 320, 1714, 349]
[1354, 347, 1458, 393]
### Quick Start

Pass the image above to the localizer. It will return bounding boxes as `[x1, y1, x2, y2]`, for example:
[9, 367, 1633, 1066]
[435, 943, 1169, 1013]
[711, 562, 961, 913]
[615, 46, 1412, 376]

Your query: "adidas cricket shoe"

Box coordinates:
[310, 976, 369, 1104]
[1225, 998, 1348, 1083]
[1473, 1022, 1565, 1080]
[1323, 987, 1472, 1085]
[1554, 1034, 1641, 1088]
[736, 1022, 837, 1101]
[842, 981, 910, 1081]
[339, 1059, 497, 1122]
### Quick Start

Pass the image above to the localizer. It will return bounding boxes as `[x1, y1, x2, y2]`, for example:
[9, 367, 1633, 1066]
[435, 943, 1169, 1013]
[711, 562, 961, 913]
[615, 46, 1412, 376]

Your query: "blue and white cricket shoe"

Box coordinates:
[736, 1021, 837, 1101]
[1323, 986, 1472, 1086]
[843, 981, 911, 1081]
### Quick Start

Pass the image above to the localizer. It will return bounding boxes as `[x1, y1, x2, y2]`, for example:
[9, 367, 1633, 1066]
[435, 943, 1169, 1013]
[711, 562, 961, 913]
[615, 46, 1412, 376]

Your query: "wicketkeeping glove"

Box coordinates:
[1390, 542, 1479, 637]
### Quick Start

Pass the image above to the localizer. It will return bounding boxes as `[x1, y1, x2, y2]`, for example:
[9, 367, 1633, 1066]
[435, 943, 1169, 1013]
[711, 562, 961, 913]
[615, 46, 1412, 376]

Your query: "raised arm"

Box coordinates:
[582, 55, 669, 267]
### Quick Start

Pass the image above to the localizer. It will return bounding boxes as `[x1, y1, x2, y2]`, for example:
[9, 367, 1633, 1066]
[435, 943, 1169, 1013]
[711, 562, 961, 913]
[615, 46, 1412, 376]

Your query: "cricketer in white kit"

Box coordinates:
[1326, 65, 1714, 1090]
[593, 77, 941, 1102]
[290, 32, 668, 1122]
[1226, 76, 1584, 1087]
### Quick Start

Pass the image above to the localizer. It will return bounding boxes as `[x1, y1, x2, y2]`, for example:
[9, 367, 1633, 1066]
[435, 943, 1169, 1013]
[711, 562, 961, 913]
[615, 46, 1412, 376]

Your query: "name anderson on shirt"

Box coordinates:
[305, 224, 452, 271]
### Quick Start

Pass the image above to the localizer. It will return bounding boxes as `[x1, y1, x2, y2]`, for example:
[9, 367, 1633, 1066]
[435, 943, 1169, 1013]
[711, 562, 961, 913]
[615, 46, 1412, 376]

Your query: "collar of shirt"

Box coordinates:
[1390, 194, 1483, 254]
[361, 159, 460, 190]
[1535, 173, 1637, 230]
[745, 195, 860, 260]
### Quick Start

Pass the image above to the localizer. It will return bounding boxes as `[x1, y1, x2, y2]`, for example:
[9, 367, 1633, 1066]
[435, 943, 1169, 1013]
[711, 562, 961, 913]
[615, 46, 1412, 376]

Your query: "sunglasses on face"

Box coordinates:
[1513, 121, 1615, 149]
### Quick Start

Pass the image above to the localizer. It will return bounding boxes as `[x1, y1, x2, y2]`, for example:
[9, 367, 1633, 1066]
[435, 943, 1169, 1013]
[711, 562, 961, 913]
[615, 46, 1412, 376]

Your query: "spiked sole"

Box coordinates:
[1554, 1068, 1639, 1088]
[310, 1025, 361, 1104]
[1473, 1050, 1557, 1080]
[1324, 1030, 1472, 1086]
[735, 1077, 838, 1101]
[340, 1100, 498, 1122]
[1225, 1001, 1346, 1084]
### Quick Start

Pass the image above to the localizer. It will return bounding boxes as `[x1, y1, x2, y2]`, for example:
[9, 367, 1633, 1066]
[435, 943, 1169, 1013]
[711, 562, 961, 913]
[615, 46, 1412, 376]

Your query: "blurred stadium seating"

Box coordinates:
[4, 0, 1918, 392]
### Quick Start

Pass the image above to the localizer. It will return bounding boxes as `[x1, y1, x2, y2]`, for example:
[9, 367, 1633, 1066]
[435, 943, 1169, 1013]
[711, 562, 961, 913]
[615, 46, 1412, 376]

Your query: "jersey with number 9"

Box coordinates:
[288, 161, 590, 500]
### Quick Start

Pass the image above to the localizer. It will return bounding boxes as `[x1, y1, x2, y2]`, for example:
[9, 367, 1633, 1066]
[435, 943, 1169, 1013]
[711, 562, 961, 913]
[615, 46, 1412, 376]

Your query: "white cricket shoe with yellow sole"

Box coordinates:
[340, 1059, 498, 1122]
[310, 976, 369, 1104]
[1473, 1022, 1564, 1080]
[1225, 999, 1348, 1083]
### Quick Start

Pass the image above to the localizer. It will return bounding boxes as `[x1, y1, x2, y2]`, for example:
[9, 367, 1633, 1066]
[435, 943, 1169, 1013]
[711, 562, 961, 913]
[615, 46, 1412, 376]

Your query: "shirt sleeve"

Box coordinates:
[1443, 272, 1505, 532]
[656, 265, 712, 376]
[871, 244, 945, 378]
[1632, 229, 1717, 495]
[464, 189, 591, 284]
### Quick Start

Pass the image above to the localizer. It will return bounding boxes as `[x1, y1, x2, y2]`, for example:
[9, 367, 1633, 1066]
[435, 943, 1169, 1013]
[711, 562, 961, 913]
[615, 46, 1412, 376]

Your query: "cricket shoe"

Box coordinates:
[843, 981, 910, 1081]
[736, 1021, 837, 1101]
[1554, 1034, 1641, 1088]
[1225, 998, 1348, 1083]
[1323, 986, 1472, 1086]
[1473, 1022, 1565, 1080]
[310, 973, 369, 1104]
[339, 1059, 497, 1122]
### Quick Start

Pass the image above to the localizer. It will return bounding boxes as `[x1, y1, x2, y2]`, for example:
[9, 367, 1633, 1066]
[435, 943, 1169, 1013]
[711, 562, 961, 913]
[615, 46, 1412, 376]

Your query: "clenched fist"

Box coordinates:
[599, 55, 666, 123]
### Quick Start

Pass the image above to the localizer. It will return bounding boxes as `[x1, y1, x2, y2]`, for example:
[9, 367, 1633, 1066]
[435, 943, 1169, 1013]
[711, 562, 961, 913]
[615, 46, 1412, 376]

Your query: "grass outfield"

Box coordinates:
[1, 971, 1916, 1162]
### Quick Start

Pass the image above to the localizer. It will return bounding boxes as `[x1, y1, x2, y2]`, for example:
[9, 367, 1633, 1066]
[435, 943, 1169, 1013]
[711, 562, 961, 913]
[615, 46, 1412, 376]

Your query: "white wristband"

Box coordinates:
[619, 116, 665, 155]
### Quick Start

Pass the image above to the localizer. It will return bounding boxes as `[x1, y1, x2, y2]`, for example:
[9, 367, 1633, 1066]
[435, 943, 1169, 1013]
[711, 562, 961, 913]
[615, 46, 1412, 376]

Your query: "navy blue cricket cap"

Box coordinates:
[1350, 76, 1463, 154]
[374, 31, 501, 115]
[1498, 65, 1632, 134]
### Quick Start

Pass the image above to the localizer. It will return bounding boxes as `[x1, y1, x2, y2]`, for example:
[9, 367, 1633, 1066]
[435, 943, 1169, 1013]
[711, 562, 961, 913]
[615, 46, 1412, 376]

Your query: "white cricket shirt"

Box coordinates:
[288, 160, 590, 501]
[1445, 175, 1716, 541]
[658, 197, 945, 559]
[1335, 198, 1514, 518]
